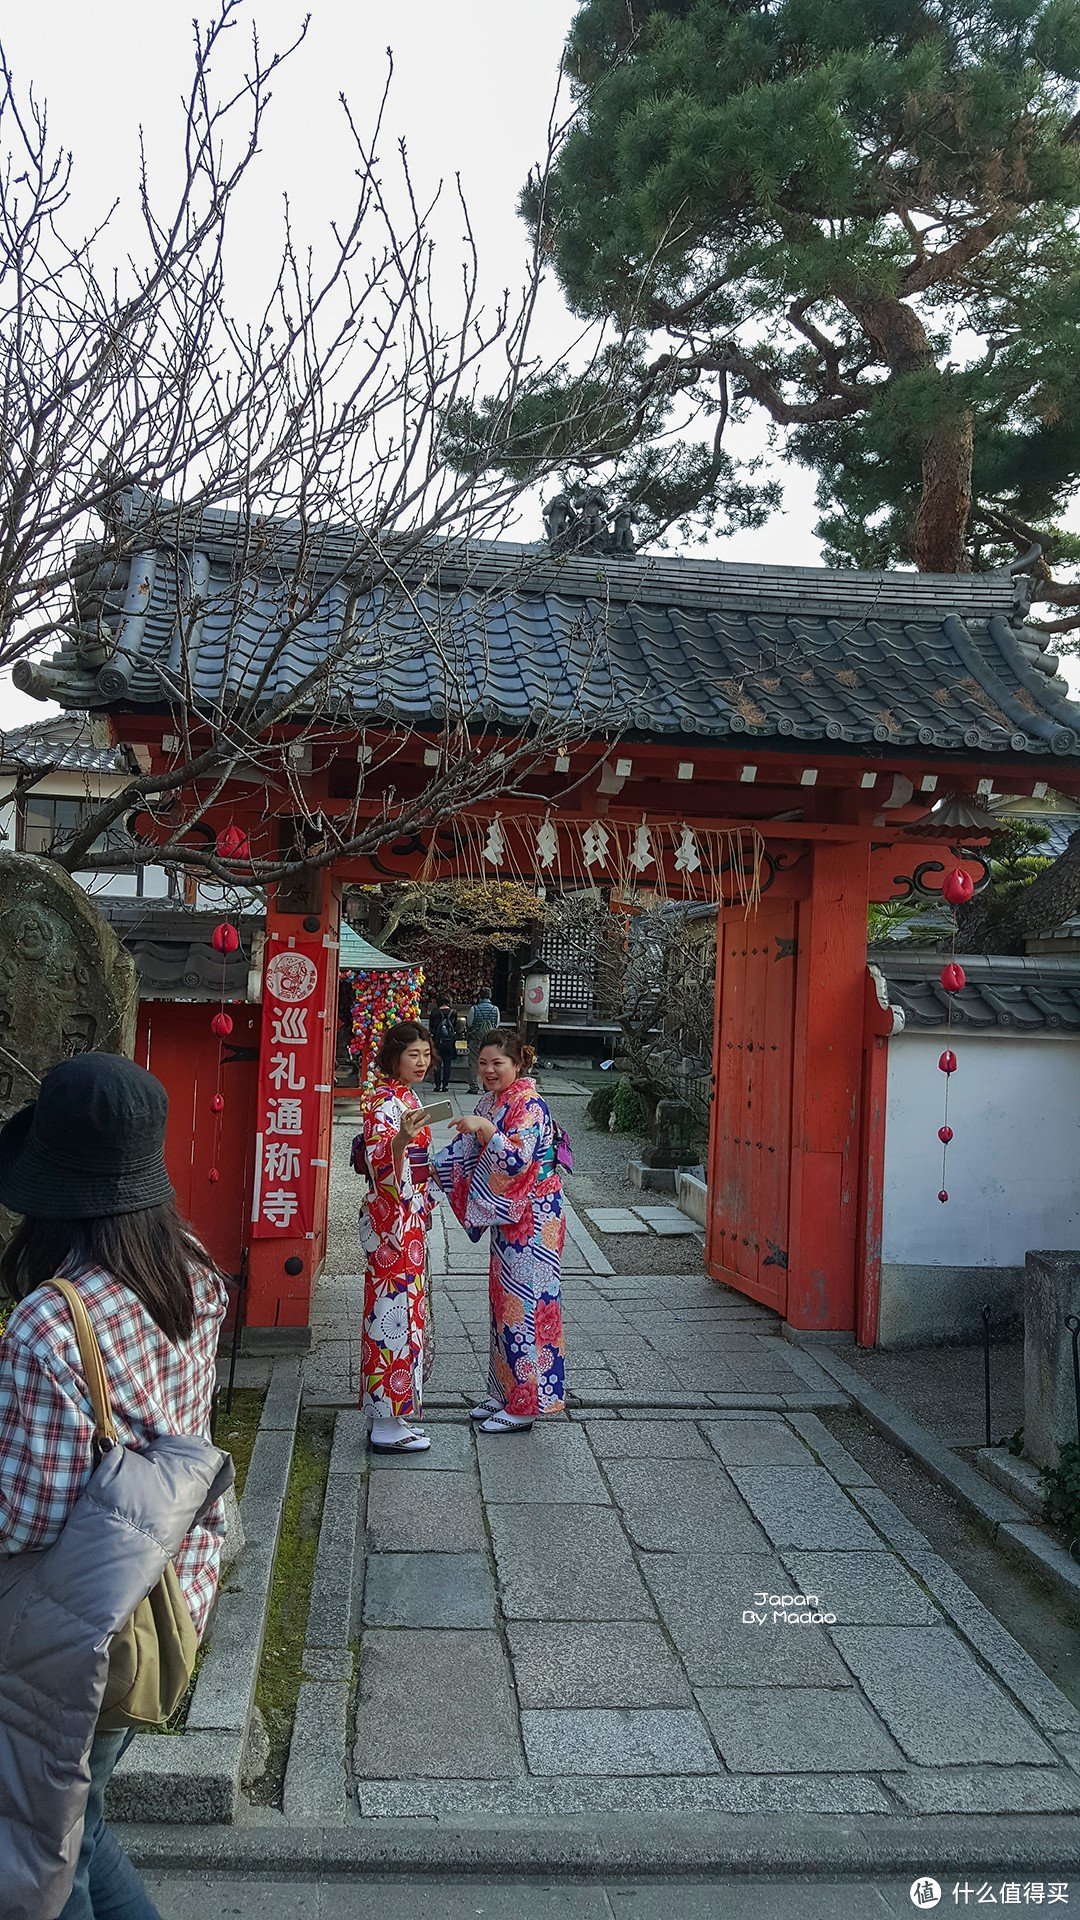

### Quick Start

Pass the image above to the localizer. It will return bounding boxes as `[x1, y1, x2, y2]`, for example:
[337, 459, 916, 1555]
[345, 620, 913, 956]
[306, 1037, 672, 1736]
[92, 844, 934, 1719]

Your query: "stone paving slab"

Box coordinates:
[507, 1622, 695, 1710]
[603, 1460, 771, 1554]
[704, 1420, 815, 1468]
[638, 1553, 854, 1690]
[365, 1471, 485, 1553]
[583, 1419, 713, 1459]
[490, 1505, 655, 1621]
[695, 1685, 905, 1773]
[520, 1708, 722, 1777]
[363, 1552, 496, 1629]
[355, 1630, 525, 1779]
[889, 1767, 1080, 1814]
[584, 1209, 649, 1234]
[726, 1466, 886, 1551]
[631, 1210, 698, 1237]
[830, 1625, 1057, 1766]
[353, 1772, 895, 1818]
[777, 1551, 940, 1626]
[784, 1411, 875, 1487]
[477, 1423, 610, 1505]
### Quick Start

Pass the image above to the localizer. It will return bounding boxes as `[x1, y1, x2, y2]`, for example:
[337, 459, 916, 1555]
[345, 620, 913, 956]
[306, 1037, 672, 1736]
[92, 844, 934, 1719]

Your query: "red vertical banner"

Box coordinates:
[252, 938, 331, 1240]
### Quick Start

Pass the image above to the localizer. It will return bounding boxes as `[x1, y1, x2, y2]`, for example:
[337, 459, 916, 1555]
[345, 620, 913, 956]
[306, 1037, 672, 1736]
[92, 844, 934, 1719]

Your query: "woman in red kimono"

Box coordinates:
[358, 1022, 435, 1453]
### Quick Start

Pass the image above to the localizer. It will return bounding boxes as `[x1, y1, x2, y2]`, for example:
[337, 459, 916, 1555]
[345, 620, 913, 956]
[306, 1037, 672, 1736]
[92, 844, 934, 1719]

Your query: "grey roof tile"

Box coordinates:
[15, 531, 1080, 760]
[876, 953, 1080, 1032]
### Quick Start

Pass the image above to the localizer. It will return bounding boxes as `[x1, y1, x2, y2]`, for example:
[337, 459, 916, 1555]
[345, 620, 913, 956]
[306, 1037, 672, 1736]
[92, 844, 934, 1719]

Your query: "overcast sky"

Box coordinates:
[0, 1, 1031, 732]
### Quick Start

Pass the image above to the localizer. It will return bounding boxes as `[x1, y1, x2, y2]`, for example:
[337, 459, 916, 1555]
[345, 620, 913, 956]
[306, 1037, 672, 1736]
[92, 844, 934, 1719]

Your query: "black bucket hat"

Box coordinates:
[0, 1052, 174, 1220]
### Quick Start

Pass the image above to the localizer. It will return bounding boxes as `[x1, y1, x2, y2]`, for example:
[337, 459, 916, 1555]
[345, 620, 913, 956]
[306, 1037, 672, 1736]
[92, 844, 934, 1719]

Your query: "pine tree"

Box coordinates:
[452, 0, 1080, 603]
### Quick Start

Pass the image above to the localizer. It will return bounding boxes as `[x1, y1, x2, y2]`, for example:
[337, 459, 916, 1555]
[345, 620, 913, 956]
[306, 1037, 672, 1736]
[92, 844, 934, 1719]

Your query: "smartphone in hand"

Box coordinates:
[420, 1100, 454, 1125]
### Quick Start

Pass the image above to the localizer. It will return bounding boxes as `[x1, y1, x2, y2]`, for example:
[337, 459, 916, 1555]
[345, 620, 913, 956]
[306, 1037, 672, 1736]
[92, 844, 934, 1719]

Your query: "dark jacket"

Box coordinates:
[431, 1012, 457, 1053]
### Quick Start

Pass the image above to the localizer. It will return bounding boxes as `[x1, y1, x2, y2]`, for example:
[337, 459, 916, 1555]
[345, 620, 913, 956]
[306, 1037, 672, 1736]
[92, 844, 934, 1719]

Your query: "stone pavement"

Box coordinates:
[141, 1869, 1080, 1920]
[290, 1101, 1080, 1839]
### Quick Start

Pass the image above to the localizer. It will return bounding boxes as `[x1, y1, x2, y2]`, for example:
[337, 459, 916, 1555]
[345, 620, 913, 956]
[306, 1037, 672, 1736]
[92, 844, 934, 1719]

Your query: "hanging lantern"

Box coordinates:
[215, 824, 250, 862]
[941, 868, 974, 907]
[212, 922, 241, 955]
[938, 1049, 957, 1075]
[211, 1011, 234, 1039]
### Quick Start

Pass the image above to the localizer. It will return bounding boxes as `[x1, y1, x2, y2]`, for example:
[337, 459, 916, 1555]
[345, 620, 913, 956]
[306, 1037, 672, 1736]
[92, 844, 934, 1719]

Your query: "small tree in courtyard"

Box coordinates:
[1, 3, 619, 894]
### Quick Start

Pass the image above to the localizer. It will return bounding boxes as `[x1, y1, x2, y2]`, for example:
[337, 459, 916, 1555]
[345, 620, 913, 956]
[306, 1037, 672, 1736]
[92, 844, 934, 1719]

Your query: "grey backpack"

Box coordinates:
[0, 1310, 232, 1920]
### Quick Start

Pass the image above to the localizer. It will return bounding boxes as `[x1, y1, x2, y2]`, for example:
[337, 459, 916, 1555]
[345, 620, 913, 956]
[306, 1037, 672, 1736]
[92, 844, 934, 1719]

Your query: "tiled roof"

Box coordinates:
[14, 522, 1080, 760]
[875, 952, 1080, 1032]
[1, 717, 124, 776]
[98, 902, 259, 1002]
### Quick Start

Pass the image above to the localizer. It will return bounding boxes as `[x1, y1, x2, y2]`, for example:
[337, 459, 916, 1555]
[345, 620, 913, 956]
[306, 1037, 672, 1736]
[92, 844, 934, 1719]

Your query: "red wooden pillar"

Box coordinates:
[246, 874, 340, 1335]
[787, 839, 870, 1331]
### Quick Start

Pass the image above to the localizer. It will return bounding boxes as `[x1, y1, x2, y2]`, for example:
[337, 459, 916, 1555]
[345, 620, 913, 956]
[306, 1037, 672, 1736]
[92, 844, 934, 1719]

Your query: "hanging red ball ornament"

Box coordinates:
[211, 1093, 225, 1113]
[211, 1011, 234, 1039]
[938, 1049, 957, 1074]
[215, 825, 250, 862]
[212, 922, 241, 955]
[938, 1189, 949, 1204]
[208, 1168, 220, 1185]
[941, 869, 974, 907]
[938, 1124, 954, 1144]
[940, 962, 966, 993]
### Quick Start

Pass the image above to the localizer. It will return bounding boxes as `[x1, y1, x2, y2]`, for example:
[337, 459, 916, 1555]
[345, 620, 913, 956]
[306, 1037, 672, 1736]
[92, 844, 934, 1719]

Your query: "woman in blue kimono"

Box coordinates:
[435, 1029, 565, 1433]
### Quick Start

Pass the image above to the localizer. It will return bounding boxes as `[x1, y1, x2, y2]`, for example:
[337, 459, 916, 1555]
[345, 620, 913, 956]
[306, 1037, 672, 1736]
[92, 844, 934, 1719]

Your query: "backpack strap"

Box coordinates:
[42, 1277, 118, 1448]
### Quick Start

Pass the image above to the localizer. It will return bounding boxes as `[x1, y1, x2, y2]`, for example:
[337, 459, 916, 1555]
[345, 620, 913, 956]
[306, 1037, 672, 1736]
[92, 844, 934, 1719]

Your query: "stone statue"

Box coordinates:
[0, 851, 138, 1134]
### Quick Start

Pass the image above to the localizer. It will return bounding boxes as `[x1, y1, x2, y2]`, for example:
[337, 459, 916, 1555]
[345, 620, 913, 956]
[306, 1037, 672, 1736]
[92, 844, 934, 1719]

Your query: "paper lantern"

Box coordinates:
[212, 923, 241, 955]
[940, 962, 966, 993]
[216, 824, 250, 862]
[941, 869, 974, 907]
[211, 1011, 234, 1039]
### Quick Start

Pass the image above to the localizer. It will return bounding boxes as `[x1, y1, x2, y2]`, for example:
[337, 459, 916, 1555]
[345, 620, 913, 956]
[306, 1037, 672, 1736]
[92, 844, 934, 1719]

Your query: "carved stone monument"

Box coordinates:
[0, 850, 138, 1133]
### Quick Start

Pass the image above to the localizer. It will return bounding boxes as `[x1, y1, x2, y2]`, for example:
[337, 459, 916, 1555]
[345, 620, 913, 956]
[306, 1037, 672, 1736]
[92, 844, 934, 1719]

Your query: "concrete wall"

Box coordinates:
[879, 1030, 1080, 1346]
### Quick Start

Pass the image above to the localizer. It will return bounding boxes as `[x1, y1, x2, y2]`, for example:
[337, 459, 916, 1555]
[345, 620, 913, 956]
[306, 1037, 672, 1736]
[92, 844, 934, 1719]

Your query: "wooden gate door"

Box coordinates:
[706, 903, 798, 1314]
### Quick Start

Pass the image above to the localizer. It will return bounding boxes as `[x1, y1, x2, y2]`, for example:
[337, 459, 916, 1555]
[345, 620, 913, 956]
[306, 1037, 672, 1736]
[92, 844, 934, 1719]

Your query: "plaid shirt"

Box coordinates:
[0, 1263, 228, 1640]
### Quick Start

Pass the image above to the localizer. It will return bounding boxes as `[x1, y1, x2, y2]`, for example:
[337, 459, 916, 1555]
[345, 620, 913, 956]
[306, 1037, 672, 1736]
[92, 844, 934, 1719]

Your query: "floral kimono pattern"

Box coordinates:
[435, 1076, 565, 1417]
[359, 1081, 434, 1420]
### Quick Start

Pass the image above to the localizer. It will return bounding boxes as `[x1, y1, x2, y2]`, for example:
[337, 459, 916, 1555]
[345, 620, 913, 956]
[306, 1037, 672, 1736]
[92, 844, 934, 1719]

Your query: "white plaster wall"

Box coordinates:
[883, 1031, 1080, 1269]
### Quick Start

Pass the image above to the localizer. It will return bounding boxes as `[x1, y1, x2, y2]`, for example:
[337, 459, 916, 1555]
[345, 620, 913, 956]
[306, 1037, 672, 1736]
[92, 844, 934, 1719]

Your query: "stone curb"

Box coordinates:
[804, 1346, 1080, 1606]
[107, 1357, 302, 1825]
[117, 1811, 1080, 1876]
[282, 1408, 366, 1822]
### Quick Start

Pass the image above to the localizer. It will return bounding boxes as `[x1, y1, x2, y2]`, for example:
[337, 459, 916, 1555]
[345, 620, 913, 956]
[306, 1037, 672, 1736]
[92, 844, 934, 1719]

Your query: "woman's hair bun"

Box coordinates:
[519, 1042, 537, 1071]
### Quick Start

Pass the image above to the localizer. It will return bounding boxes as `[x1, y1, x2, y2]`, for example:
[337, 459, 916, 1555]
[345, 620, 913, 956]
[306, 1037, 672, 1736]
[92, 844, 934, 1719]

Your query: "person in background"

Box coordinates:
[0, 1052, 228, 1920]
[358, 1022, 436, 1453]
[430, 1000, 458, 1093]
[466, 988, 501, 1093]
[434, 1027, 565, 1435]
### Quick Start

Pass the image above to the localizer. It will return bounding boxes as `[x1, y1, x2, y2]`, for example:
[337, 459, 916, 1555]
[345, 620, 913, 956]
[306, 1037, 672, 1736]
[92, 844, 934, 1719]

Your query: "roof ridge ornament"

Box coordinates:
[543, 486, 636, 557]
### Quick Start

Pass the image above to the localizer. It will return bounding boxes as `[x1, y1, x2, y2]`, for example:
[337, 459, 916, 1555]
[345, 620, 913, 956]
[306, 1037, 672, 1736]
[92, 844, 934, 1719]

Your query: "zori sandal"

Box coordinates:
[369, 1427, 431, 1452]
[470, 1399, 502, 1421]
[477, 1413, 534, 1436]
